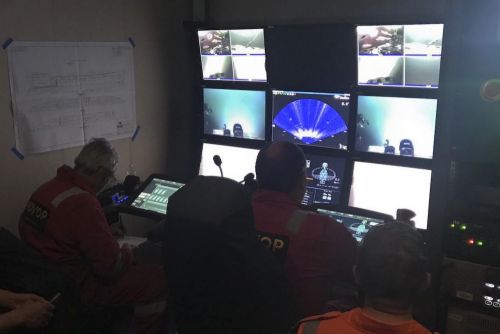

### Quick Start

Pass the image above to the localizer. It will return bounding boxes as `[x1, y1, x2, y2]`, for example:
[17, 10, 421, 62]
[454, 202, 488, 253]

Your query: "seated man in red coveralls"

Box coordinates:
[19, 138, 166, 334]
[296, 223, 432, 334]
[252, 141, 357, 318]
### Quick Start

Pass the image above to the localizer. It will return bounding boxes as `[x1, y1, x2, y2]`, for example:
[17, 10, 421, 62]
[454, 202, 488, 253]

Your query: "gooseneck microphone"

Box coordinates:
[213, 155, 223, 177]
[239, 173, 255, 184]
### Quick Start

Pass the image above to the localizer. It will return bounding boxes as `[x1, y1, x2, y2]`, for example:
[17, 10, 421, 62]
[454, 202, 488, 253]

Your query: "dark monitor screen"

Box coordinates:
[272, 90, 350, 150]
[265, 24, 356, 90]
[349, 161, 431, 229]
[198, 29, 266, 82]
[301, 154, 345, 206]
[357, 24, 443, 88]
[129, 177, 184, 215]
[203, 88, 266, 140]
[317, 208, 385, 242]
[355, 95, 437, 159]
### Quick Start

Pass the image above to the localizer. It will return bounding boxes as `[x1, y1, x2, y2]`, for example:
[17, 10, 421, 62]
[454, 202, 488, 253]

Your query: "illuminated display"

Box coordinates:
[357, 24, 443, 88]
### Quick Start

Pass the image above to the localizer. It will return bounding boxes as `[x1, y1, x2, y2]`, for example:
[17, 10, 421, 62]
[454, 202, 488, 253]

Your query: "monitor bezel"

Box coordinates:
[270, 88, 353, 151]
[119, 174, 186, 220]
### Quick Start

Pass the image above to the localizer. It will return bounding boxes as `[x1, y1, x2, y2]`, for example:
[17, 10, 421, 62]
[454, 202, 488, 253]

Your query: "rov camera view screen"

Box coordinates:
[203, 88, 266, 140]
[355, 96, 437, 159]
[272, 90, 350, 150]
[357, 24, 443, 88]
[198, 29, 267, 82]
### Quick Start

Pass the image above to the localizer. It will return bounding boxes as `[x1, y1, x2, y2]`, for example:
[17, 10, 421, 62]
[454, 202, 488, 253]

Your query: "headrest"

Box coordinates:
[167, 175, 251, 226]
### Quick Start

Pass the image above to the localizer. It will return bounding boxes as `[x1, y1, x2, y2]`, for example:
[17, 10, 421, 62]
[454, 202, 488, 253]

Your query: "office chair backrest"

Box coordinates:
[163, 176, 297, 334]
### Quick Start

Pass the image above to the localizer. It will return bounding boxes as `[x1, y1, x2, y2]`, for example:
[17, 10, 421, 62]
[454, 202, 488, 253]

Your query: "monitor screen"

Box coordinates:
[349, 162, 432, 229]
[357, 24, 443, 88]
[203, 88, 266, 140]
[356, 96, 437, 159]
[301, 154, 345, 206]
[130, 178, 184, 215]
[265, 24, 356, 90]
[198, 29, 266, 82]
[199, 143, 259, 182]
[317, 208, 385, 242]
[272, 90, 350, 150]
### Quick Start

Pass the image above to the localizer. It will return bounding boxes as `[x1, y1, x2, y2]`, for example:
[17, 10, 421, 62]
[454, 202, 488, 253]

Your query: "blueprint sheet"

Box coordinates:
[7, 42, 136, 154]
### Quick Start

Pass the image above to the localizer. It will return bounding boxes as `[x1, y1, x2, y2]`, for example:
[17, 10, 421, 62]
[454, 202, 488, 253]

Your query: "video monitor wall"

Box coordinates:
[198, 29, 267, 81]
[302, 154, 345, 206]
[357, 24, 443, 88]
[356, 96, 438, 159]
[195, 23, 443, 231]
[272, 90, 350, 150]
[349, 162, 432, 229]
[203, 88, 266, 140]
[199, 143, 259, 182]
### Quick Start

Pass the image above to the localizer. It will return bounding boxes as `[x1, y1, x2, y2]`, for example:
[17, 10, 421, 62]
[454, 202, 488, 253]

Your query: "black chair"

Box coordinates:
[233, 123, 244, 137]
[163, 176, 297, 334]
[399, 139, 414, 157]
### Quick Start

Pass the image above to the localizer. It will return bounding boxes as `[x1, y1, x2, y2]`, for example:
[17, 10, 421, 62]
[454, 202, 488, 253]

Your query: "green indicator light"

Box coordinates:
[450, 223, 456, 228]
[460, 225, 467, 231]
[477, 241, 484, 246]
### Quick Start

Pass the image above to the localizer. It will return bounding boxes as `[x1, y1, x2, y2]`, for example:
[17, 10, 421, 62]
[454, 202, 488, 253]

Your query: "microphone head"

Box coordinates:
[213, 155, 222, 167]
[243, 173, 255, 182]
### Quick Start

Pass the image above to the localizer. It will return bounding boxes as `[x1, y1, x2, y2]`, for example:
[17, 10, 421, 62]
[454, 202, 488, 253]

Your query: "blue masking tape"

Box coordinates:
[2, 38, 13, 50]
[11, 147, 24, 160]
[128, 37, 136, 48]
[131, 125, 141, 141]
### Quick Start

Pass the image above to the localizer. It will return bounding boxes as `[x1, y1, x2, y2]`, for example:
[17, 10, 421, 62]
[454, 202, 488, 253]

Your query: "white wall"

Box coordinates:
[0, 0, 193, 235]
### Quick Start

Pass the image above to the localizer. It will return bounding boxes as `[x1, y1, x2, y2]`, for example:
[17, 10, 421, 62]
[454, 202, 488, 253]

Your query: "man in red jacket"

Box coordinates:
[19, 138, 166, 334]
[252, 141, 357, 318]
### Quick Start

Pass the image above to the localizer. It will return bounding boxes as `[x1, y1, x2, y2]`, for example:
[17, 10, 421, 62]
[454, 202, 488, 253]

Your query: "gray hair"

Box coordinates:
[74, 138, 118, 174]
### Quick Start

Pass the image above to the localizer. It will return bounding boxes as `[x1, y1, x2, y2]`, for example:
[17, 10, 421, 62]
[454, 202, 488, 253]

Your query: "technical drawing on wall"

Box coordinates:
[7, 41, 136, 154]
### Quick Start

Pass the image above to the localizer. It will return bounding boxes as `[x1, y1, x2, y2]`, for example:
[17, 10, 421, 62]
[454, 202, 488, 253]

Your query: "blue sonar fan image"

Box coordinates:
[274, 99, 347, 144]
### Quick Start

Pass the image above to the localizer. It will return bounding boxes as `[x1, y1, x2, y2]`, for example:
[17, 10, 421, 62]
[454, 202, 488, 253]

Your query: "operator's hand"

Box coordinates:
[11, 299, 54, 329]
[1, 290, 46, 309]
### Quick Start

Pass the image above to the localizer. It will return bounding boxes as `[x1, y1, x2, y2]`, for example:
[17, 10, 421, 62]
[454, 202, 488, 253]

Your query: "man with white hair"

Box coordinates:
[19, 138, 166, 334]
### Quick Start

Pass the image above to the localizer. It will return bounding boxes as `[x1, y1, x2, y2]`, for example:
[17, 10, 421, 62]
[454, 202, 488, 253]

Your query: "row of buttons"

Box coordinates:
[483, 296, 500, 308]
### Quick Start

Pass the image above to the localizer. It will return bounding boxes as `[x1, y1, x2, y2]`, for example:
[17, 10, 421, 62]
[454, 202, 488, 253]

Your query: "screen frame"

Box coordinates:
[347, 160, 433, 230]
[302, 152, 348, 206]
[197, 28, 268, 83]
[356, 23, 444, 89]
[119, 174, 185, 220]
[202, 85, 268, 142]
[353, 94, 439, 160]
[271, 89, 352, 151]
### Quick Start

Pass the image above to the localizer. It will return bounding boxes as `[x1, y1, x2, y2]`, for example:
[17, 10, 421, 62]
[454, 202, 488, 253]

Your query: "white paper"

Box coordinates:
[7, 42, 136, 154]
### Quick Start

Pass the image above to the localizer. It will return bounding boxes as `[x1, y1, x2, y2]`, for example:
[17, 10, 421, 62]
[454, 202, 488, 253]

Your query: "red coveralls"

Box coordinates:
[19, 165, 166, 334]
[252, 189, 357, 318]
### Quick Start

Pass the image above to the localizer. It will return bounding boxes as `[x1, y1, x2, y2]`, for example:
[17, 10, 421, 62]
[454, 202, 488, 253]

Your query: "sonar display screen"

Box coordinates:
[130, 178, 184, 215]
[357, 24, 443, 88]
[301, 154, 345, 206]
[317, 208, 385, 243]
[198, 29, 266, 82]
[203, 88, 266, 140]
[272, 90, 350, 150]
